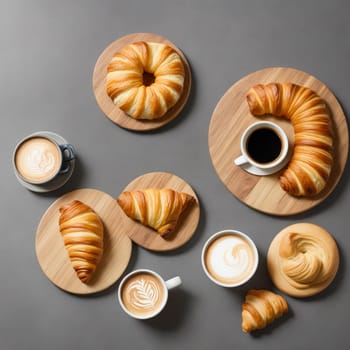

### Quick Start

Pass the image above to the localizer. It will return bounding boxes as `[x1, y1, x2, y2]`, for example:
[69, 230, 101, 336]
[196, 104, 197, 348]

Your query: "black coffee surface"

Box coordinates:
[247, 128, 282, 164]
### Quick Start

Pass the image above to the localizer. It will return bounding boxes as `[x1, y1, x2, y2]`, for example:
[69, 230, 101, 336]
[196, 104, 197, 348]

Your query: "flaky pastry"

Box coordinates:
[247, 83, 333, 197]
[117, 188, 194, 236]
[242, 289, 288, 333]
[267, 223, 339, 297]
[107, 41, 185, 120]
[59, 200, 104, 283]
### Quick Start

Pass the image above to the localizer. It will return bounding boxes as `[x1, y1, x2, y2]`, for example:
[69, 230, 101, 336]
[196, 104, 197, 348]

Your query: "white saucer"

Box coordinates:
[235, 155, 291, 176]
[14, 131, 76, 193]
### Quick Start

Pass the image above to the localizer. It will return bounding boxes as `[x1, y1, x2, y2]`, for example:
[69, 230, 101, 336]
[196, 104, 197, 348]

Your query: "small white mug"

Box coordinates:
[118, 269, 182, 320]
[234, 121, 289, 174]
[201, 230, 259, 288]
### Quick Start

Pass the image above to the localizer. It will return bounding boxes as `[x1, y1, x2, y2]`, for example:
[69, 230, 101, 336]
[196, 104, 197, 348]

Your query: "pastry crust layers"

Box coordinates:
[267, 223, 339, 297]
[107, 41, 185, 120]
[247, 83, 333, 197]
[59, 200, 104, 283]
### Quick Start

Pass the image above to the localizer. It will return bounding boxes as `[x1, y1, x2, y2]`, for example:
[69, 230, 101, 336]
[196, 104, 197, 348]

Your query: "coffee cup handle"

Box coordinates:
[165, 276, 182, 290]
[234, 155, 248, 166]
[59, 144, 75, 174]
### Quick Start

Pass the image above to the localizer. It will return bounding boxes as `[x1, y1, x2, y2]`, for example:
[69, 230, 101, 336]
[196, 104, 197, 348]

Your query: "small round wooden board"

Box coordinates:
[35, 188, 133, 295]
[116, 172, 200, 251]
[208, 67, 348, 216]
[92, 32, 192, 131]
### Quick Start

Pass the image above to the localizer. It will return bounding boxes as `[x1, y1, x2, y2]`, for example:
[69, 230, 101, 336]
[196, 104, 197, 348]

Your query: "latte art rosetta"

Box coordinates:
[121, 272, 165, 317]
[126, 279, 160, 310]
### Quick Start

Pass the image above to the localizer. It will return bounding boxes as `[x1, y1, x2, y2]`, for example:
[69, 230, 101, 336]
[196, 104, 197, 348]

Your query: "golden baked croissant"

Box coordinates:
[117, 188, 194, 236]
[246, 83, 333, 196]
[242, 289, 288, 333]
[107, 41, 185, 120]
[59, 200, 104, 283]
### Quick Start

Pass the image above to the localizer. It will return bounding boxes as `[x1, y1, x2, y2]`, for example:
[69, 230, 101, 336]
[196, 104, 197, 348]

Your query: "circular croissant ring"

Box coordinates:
[107, 41, 185, 120]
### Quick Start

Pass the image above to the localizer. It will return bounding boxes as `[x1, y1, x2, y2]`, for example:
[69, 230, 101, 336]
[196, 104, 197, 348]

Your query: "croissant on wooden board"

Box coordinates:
[59, 200, 104, 284]
[242, 289, 288, 333]
[117, 188, 195, 236]
[246, 83, 333, 197]
[106, 41, 185, 120]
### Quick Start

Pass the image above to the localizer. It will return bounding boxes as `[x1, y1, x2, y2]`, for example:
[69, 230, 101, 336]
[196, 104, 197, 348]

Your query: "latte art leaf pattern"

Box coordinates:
[126, 279, 160, 310]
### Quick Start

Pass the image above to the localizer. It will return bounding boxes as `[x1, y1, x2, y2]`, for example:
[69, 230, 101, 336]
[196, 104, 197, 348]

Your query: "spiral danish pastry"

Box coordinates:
[107, 41, 185, 120]
[267, 223, 339, 297]
[247, 83, 333, 197]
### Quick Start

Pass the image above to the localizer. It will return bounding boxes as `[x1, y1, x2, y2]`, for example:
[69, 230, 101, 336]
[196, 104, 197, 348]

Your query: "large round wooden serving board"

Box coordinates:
[116, 172, 200, 251]
[35, 188, 133, 295]
[92, 32, 192, 131]
[208, 67, 348, 216]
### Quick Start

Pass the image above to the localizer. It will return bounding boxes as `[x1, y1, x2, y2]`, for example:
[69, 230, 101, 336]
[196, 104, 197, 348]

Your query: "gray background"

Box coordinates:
[1, 0, 349, 349]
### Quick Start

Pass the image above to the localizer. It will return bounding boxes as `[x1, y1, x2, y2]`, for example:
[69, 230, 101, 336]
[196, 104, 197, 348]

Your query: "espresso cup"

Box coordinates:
[234, 121, 289, 173]
[201, 230, 259, 288]
[13, 133, 75, 185]
[118, 269, 182, 320]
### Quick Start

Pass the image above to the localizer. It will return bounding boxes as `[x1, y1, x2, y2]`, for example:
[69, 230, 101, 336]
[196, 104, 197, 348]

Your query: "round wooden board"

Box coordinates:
[92, 32, 192, 131]
[208, 67, 349, 216]
[116, 172, 200, 251]
[35, 188, 133, 295]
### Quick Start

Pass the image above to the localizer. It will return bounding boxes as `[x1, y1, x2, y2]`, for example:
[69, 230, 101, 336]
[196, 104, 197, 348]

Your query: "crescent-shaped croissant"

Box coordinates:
[246, 83, 333, 197]
[117, 188, 194, 236]
[59, 200, 104, 283]
[242, 289, 288, 333]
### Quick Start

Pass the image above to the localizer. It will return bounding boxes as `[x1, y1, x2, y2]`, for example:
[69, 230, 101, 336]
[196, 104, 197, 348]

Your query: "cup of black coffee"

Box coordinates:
[234, 121, 289, 173]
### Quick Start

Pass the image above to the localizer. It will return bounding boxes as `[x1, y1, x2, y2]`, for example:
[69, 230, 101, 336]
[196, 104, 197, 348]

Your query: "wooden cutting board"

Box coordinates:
[208, 67, 348, 216]
[92, 32, 192, 131]
[116, 172, 200, 251]
[35, 188, 133, 295]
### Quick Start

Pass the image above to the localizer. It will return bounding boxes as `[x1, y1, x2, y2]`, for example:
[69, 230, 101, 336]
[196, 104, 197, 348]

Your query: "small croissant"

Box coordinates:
[242, 289, 288, 333]
[59, 200, 104, 283]
[117, 188, 195, 236]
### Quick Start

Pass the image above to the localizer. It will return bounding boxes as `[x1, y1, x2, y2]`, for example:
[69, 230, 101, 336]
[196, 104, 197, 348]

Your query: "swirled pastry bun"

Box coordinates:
[267, 223, 339, 297]
[107, 41, 185, 120]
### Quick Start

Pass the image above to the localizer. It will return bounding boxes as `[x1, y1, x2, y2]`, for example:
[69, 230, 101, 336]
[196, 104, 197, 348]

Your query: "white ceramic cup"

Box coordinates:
[201, 230, 259, 288]
[118, 269, 182, 320]
[234, 121, 289, 173]
[13, 132, 75, 185]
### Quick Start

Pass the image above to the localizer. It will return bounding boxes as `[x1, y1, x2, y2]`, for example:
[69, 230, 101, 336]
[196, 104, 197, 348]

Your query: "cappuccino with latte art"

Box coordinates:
[202, 230, 258, 287]
[118, 269, 182, 319]
[121, 272, 165, 318]
[13, 134, 75, 186]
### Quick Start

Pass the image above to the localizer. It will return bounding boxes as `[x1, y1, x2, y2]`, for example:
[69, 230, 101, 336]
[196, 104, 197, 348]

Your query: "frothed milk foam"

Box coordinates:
[121, 272, 165, 317]
[15, 137, 61, 183]
[204, 233, 257, 285]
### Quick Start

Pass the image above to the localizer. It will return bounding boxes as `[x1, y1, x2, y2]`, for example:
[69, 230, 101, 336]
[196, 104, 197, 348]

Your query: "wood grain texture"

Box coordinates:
[92, 32, 192, 131]
[116, 172, 200, 251]
[35, 188, 133, 295]
[208, 67, 348, 215]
